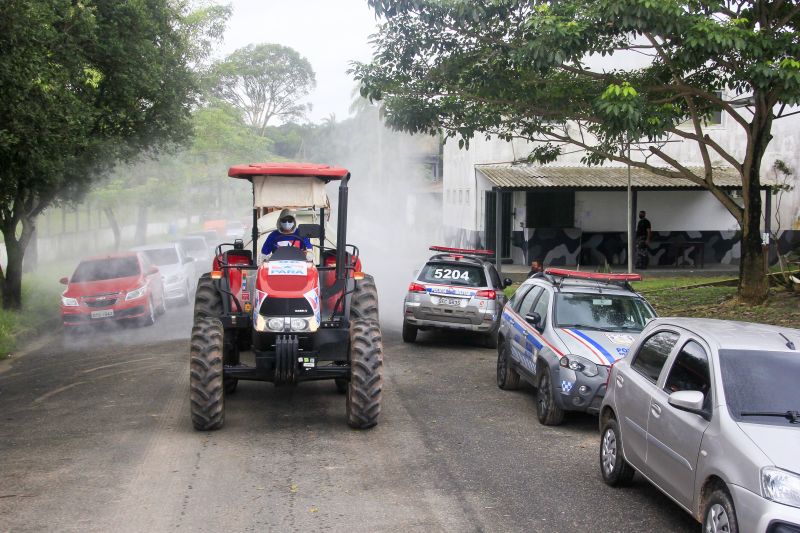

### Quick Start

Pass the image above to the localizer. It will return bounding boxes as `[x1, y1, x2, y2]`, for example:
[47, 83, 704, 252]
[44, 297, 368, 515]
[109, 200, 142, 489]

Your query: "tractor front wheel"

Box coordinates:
[194, 275, 223, 319]
[349, 273, 379, 322]
[190, 317, 225, 431]
[346, 319, 383, 429]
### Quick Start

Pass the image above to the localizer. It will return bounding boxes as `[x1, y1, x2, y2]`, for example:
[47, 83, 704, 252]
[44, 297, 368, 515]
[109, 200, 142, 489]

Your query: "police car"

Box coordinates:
[497, 269, 657, 425]
[403, 246, 512, 347]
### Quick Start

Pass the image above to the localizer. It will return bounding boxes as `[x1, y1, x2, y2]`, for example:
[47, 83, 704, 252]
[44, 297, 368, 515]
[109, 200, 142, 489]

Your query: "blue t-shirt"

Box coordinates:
[261, 230, 312, 255]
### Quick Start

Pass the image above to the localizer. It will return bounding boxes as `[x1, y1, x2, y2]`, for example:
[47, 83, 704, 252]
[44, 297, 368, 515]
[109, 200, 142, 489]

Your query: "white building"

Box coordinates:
[442, 111, 800, 270]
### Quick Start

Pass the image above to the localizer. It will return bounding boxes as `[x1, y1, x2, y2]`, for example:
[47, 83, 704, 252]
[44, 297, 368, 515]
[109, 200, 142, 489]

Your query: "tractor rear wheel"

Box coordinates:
[349, 273, 379, 322]
[190, 317, 225, 431]
[346, 318, 383, 429]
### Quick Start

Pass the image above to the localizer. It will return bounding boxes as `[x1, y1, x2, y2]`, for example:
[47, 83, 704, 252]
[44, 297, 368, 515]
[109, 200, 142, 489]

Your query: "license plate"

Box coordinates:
[438, 297, 462, 306]
[90, 309, 114, 319]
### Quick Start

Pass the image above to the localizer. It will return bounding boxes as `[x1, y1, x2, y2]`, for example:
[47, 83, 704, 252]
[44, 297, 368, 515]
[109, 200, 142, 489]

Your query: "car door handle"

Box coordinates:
[650, 403, 662, 418]
[616, 375, 624, 387]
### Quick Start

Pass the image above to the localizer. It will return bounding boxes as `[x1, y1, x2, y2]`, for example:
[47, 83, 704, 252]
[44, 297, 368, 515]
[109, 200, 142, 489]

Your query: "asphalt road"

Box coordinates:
[0, 307, 698, 532]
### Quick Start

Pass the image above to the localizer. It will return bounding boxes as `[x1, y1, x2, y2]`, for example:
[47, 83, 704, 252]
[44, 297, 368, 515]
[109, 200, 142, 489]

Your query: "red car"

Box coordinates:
[60, 252, 166, 329]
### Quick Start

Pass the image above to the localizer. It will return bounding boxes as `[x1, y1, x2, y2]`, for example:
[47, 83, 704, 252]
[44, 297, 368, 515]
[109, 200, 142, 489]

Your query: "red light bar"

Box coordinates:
[544, 268, 642, 282]
[429, 246, 494, 256]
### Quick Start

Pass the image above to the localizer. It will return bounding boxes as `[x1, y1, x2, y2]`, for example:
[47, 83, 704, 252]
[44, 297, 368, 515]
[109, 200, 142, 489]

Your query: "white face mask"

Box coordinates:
[280, 221, 294, 231]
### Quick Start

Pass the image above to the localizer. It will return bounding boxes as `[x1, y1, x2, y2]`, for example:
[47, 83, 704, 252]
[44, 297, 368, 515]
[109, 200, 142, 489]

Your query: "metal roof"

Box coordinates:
[476, 164, 746, 190]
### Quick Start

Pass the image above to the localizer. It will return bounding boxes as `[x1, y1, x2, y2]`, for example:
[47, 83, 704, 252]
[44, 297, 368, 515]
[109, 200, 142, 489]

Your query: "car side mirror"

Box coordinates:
[148, 266, 159, 275]
[668, 390, 706, 416]
[503, 278, 513, 288]
[525, 312, 542, 329]
[59, 276, 69, 285]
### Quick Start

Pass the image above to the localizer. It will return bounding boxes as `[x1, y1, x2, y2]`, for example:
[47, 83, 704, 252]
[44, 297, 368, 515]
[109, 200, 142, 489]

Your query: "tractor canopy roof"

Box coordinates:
[228, 163, 349, 210]
[228, 162, 350, 180]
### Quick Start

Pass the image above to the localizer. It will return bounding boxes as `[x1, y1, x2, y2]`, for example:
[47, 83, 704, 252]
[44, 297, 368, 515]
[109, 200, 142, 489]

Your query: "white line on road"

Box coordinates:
[33, 381, 88, 404]
[81, 357, 158, 374]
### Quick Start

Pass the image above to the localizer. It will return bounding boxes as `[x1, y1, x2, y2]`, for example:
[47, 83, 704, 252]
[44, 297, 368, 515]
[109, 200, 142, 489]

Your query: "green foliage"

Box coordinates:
[0, 276, 62, 358]
[0, 0, 214, 307]
[355, 0, 800, 163]
[211, 43, 316, 134]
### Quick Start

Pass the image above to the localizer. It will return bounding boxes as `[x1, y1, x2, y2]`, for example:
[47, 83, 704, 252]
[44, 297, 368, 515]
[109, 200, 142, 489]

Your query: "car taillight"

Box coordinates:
[476, 289, 496, 300]
[408, 282, 426, 293]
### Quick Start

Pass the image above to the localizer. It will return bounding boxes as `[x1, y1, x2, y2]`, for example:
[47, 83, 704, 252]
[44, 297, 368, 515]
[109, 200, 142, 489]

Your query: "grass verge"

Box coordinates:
[0, 275, 62, 359]
[503, 276, 800, 329]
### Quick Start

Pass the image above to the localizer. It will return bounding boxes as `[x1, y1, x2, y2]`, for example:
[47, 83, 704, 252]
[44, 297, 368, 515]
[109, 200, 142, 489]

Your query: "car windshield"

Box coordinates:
[418, 262, 487, 287]
[141, 248, 179, 266]
[72, 257, 140, 282]
[719, 349, 800, 426]
[554, 293, 655, 331]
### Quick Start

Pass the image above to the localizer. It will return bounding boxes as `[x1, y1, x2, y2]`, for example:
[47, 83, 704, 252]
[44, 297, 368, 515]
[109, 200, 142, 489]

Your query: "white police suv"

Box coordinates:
[497, 269, 656, 425]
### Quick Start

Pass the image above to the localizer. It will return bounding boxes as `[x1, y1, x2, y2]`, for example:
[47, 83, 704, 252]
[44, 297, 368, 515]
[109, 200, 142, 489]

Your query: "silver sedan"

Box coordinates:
[599, 318, 800, 532]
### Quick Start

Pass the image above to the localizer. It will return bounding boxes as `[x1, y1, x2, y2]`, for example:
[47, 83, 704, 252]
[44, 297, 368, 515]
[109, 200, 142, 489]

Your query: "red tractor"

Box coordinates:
[190, 163, 382, 430]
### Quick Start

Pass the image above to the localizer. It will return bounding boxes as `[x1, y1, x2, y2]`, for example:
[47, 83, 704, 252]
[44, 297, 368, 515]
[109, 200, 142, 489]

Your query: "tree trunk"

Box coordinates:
[1, 218, 35, 311]
[134, 204, 148, 245]
[738, 107, 771, 304]
[103, 207, 121, 251]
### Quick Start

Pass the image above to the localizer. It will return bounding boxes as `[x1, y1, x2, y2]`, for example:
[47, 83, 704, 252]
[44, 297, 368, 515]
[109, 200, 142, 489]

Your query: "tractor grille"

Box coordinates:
[259, 297, 313, 316]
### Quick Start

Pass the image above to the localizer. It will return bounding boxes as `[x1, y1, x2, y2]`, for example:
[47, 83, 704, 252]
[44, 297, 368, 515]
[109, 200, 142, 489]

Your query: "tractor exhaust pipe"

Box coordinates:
[335, 175, 350, 280]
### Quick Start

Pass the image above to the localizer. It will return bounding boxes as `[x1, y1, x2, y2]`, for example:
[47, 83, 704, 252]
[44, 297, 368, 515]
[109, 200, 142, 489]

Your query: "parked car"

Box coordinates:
[177, 236, 212, 279]
[497, 269, 656, 425]
[60, 252, 166, 328]
[131, 243, 196, 305]
[600, 318, 800, 532]
[402, 246, 512, 347]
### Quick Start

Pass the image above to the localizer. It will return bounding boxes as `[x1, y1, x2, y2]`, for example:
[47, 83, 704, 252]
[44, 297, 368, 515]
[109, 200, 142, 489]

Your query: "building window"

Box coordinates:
[526, 190, 575, 228]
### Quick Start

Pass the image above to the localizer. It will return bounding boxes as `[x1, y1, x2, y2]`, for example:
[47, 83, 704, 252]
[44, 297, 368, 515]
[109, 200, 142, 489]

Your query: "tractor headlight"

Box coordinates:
[290, 318, 309, 331]
[61, 295, 79, 307]
[267, 318, 285, 331]
[125, 286, 147, 301]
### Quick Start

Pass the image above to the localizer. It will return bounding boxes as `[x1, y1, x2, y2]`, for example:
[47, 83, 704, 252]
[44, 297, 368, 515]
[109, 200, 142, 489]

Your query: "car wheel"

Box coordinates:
[142, 296, 156, 327]
[600, 417, 636, 486]
[703, 486, 738, 533]
[402, 321, 417, 343]
[482, 325, 499, 349]
[157, 293, 167, 316]
[496, 343, 520, 390]
[536, 366, 564, 426]
[181, 281, 191, 306]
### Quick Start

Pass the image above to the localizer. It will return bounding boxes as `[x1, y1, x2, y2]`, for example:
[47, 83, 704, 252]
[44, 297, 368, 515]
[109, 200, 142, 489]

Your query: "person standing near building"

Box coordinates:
[636, 210, 652, 269]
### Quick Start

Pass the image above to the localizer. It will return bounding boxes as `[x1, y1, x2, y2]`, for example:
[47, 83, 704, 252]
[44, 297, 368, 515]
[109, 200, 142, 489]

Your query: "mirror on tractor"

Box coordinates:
[503, 278, 513, 288]
[59, 276, 69, 285]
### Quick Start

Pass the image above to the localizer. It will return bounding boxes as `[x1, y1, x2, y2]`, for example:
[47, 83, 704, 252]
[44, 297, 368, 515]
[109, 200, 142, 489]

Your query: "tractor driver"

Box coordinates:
[261, 209, 312, 260]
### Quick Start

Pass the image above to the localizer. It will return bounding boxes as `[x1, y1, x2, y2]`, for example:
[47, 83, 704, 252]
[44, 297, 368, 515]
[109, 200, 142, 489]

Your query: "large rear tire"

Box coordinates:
[349, 273, 379, 322]
[346, 319, 383, 429]
[190, 317, 225, 431]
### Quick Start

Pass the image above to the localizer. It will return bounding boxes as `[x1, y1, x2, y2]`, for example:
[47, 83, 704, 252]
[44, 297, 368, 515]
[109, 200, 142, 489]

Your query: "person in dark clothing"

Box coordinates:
[527, 259, 544, 278]
[635, 210, 652, 269]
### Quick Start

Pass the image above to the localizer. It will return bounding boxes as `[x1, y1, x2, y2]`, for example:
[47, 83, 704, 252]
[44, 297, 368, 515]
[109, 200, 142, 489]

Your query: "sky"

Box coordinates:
[219, 0, 381, 123]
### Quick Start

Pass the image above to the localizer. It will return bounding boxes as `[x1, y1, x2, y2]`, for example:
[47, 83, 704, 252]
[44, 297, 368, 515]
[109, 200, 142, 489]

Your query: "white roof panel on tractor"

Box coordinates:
[252, 175, 330, 210]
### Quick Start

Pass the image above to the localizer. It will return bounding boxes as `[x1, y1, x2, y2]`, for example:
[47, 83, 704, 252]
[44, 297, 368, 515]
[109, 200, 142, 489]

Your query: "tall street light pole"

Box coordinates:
[627, 138, 633, 273]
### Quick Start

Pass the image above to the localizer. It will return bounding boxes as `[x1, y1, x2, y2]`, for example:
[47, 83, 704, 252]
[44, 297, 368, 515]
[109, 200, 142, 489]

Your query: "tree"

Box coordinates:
[212, 43, 316, 135]
[355, 0, 800, 304]
[0, 0, 224, 309]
